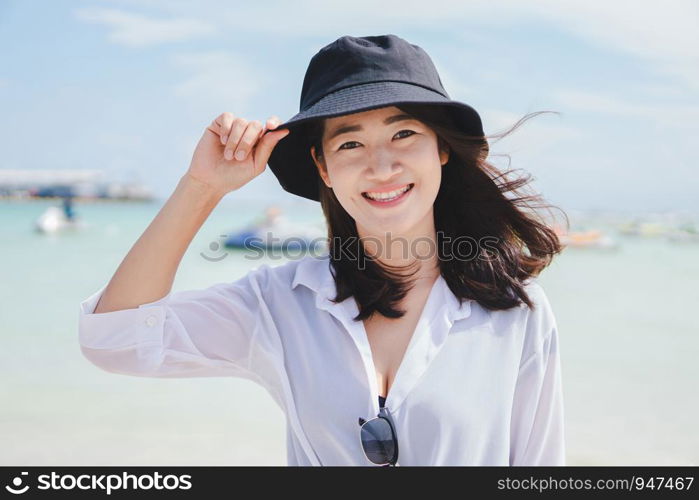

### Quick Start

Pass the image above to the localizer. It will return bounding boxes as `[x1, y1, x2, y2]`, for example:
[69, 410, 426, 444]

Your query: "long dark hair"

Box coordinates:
[303, 103, 568, 322]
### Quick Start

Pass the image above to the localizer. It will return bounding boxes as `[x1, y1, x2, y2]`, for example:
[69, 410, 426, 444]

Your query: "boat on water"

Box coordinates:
[552, 225, 619, 250]
[224, 205, 327, 251]
[617, 221, 672, 237]
[666, 223, 699, 244]
[34, 205, 87, 234]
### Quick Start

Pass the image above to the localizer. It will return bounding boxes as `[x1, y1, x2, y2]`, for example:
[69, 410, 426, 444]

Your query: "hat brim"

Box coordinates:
[266, 80, 485, 202]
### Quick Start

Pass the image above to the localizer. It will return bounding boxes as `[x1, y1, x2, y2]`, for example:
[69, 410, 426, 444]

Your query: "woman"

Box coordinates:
[78, 34, 567, 466]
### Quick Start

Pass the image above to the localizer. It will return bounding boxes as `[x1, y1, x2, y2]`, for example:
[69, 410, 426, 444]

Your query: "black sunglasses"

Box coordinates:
[357, 405, 399, 466]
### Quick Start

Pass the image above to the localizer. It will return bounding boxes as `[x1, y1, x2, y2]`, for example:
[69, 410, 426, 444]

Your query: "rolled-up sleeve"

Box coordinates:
[78, 265, 282, 384]
[509, 283, 566, 466]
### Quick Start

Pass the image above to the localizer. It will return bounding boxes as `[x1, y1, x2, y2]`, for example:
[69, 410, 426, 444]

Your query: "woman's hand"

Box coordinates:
[186, 112, 290, 197]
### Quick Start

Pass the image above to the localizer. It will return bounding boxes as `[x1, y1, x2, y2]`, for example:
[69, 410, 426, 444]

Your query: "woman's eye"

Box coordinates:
[338, 130, 416, 150]
[395, 129, 416, 139]
[338, 141, 361, 151]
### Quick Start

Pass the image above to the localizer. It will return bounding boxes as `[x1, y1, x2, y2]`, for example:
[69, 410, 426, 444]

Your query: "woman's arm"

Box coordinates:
[509, 282, 566, 466]
[79, 112, 290, 382]
[93, 111, 289, 314]
[79, 263, 284, 384]
[509, 324, 565, 465]
[94, 173, 222, 314]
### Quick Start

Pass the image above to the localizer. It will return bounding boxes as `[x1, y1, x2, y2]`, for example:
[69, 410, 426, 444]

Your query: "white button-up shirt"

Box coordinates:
[78, 253, 565, 466]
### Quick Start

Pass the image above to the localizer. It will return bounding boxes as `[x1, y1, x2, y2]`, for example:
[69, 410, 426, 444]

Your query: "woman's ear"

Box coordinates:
[438, 137, 450, 166]
[311, 146, 332, 188]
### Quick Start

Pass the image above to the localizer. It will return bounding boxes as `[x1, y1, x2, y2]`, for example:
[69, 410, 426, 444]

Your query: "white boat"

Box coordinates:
[34, 206, 86, 234]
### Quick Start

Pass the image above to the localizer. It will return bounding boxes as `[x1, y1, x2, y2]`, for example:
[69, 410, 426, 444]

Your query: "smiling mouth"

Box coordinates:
[362, 183, 414, 201]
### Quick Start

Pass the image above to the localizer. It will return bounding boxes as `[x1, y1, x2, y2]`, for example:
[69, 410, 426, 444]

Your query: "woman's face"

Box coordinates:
[311, 106, 449, 238]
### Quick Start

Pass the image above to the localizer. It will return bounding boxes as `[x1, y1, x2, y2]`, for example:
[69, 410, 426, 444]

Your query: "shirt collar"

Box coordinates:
[292, 254, 472, 322]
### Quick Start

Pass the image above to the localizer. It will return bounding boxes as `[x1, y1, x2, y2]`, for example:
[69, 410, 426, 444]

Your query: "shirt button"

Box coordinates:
[145, 315, 157, 327]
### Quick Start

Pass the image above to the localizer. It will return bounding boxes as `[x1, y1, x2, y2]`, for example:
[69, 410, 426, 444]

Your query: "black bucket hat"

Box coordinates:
[266, 34, 486, 202]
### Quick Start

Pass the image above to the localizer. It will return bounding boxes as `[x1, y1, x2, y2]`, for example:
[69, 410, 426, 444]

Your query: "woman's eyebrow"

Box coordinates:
[326, 113, 416, 141]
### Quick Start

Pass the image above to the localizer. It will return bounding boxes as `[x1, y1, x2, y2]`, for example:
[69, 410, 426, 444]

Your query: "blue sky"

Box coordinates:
[1, 0, 697, 213]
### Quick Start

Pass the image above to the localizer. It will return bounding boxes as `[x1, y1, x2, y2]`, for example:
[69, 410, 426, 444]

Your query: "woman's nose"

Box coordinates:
[366, 153, 402, 180]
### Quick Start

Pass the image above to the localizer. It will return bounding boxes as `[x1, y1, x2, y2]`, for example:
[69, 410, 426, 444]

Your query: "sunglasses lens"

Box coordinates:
[360, 418, 395, 464]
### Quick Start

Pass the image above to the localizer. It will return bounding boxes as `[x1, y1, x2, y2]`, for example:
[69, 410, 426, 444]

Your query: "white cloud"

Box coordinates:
[165, 50, 271, 170]
[73, 7, 217, 47]
[431, 58, 476, 101]
[87, 0, 699, 89]
[168, 50, 267, 115]
[525, 0, 699, 90]
[480, 108, 583, 157]
[551, 88, 699, 125]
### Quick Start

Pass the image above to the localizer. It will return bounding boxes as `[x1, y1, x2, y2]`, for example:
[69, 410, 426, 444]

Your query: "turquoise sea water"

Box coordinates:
[0, 198, 697, 465]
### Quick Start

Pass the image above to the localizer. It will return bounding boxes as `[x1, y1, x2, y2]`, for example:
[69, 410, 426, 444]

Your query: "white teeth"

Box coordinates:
[364, 185, 410, 200]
